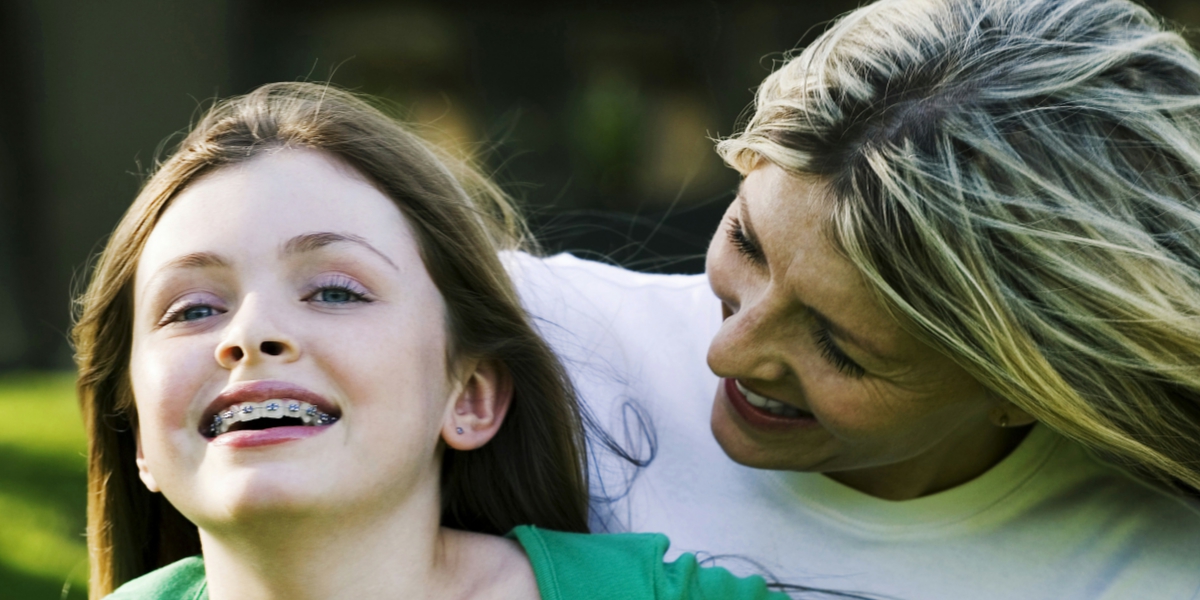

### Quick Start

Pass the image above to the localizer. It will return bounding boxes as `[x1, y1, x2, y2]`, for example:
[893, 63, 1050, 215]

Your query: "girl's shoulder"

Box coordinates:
[509, 525, 788, 600]
[105, 556, 207, 599]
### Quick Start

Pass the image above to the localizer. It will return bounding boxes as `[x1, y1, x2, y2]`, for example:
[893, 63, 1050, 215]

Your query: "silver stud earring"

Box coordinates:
[998, 415, 1009, 428]
[456, 427, 464, 434]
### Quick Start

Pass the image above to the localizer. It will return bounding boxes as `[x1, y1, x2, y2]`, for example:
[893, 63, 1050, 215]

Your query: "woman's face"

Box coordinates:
[129, 149, 460, 528]
[705, 162, 1014, 497]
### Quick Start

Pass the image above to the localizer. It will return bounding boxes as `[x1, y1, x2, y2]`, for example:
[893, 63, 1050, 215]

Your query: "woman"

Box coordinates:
[510, 0, 1200, 598]
[73, 82, 786, 600]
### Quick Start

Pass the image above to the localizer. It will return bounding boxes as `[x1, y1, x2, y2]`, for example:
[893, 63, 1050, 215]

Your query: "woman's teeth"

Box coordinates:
[208, 400, 337, 437]
[735, 380, 808, 419]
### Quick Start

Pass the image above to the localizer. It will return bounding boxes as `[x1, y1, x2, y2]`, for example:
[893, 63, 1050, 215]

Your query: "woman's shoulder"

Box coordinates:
[502, 250, 719, 364]
[509, 525, 788, 600]
[503, 251, 710, 295]
[105, 556, 206, 599]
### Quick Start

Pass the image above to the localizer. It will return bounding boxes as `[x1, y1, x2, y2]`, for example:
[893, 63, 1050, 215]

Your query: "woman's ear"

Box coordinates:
[443, 358, 514, 451]
[134, 429, 162, 493]
[988, 401, 1037, 429]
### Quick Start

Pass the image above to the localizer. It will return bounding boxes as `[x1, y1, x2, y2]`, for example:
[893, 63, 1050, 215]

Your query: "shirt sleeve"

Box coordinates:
[659, 551, 790, 600]
[104, 556, 207, 600]
[511, 525, 789, 600]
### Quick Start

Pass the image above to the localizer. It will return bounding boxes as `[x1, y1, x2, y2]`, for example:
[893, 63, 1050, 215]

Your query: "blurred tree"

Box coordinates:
[0, 0, 58, 370]
[2, 0, 1198, 371]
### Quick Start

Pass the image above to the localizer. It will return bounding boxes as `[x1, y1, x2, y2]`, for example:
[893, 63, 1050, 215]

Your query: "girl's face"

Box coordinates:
[705, 162, 1018, 497]
[130, 149, 458, 528]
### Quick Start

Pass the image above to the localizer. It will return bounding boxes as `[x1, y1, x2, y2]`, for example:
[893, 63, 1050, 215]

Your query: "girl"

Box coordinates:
[73, 82, 787, 600]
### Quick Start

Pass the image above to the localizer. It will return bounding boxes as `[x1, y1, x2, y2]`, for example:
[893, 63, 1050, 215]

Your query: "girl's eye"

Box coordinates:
[726, 216, 765, 264]
[181, 305, 217, 321]
[311, 286, 363, 304]
[305, 276, 372, 305]
[813, 326, 866, 379]
[160, 302, 222, 326]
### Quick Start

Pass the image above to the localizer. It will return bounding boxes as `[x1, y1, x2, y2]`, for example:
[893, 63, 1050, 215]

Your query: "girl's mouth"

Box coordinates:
[206, 400, 338, 438]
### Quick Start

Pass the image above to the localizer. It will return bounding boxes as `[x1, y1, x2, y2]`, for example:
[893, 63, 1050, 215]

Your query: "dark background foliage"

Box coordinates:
[1, 0, 1197, 372]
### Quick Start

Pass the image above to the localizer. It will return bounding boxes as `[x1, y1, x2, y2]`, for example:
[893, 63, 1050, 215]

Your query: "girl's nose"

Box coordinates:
[215, 301, 301, 368]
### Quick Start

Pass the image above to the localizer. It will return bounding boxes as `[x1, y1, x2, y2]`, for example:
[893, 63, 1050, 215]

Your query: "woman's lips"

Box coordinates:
[720, 378, 821, 432]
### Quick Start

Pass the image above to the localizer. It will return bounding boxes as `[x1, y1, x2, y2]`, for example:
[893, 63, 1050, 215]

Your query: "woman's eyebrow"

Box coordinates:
[282, 231, 398, 270]
[811, 309, 890, 359]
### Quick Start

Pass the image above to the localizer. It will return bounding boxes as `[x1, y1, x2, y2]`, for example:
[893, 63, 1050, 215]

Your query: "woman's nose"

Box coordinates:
[215, 300, 301, 368]
[706, 298, 789, 382]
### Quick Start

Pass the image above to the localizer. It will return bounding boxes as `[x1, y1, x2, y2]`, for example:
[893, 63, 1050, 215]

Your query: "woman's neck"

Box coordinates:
[195, 488, 535, 600]
[826, 422, 1033, 501]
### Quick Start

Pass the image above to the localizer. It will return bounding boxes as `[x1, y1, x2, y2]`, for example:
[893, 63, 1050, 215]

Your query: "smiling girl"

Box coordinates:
[73, 83, 787, 600]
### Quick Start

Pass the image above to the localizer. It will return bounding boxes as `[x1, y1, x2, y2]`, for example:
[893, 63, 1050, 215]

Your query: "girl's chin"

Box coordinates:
[190, 471, 343, 521]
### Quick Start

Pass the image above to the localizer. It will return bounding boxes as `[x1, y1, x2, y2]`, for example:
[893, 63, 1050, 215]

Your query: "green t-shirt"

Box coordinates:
[106, 526, 788, 599]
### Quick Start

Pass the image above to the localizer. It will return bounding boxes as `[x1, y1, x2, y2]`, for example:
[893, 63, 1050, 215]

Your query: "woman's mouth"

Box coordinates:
[722, 378, 821, 432]
[207, 400, 337, 438]
[734, 380, 808, 418]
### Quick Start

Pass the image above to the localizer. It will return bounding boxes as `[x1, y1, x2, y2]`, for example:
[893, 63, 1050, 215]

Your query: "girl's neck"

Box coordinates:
[195, 489, 536, 600]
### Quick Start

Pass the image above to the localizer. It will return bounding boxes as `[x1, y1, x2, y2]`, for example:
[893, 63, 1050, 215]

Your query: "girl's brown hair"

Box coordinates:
[73, 82, 589, 598]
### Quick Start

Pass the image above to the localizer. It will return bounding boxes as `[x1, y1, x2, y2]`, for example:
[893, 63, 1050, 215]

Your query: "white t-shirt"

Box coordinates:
[506, 251, 1200, 600]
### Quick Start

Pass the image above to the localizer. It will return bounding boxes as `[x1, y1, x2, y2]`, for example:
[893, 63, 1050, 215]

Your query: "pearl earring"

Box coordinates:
[998, 415, 1009, 428]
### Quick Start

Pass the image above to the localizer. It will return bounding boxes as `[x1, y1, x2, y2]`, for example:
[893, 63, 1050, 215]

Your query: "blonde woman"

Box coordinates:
[509, 0, 1200, 598]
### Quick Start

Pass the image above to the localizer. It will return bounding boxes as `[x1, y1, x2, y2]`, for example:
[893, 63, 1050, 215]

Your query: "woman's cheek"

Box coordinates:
[804, 378, 897, 439]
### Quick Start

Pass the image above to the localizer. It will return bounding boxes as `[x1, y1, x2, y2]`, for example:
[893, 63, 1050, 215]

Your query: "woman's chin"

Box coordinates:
[709, 388, 832, 472]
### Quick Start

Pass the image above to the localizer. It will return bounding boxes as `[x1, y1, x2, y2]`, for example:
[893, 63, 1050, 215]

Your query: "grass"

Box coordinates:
[0, 372, 89, 600]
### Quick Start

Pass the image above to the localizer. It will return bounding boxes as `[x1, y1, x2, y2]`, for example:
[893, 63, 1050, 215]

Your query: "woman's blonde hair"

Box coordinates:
[719, 0, 1200, 492]
[73, 82, 589, 597]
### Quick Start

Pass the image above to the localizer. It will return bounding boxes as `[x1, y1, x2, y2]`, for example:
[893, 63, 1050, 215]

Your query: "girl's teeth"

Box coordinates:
[735, 381, 807, 418]
[208, 400, 337, 437]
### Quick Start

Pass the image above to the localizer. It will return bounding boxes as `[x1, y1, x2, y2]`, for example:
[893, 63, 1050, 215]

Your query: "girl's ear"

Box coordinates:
[134, 429, 162, 493]
[442, 358, 514, 451]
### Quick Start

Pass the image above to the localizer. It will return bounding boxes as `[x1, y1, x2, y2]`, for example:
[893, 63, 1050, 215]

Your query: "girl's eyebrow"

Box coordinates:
[160, 251, 229, 272]
[140, 251, 230, 298]
[282, 231, 398, 270]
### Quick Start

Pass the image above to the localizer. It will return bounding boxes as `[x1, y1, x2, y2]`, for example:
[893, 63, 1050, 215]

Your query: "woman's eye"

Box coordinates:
[813, 326, 866, 379]
[726, 216, 765, 264]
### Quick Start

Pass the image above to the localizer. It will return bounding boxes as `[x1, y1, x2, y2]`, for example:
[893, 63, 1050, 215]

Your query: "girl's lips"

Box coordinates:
[208, 424, 332, 448]
[200, 380, 340, 435]
[720, 378, 822, 433]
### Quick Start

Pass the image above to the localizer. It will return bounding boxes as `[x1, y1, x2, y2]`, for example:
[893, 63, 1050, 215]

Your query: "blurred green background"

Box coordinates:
[3, 1, 1199, 598]
[0, 372, 86, 600]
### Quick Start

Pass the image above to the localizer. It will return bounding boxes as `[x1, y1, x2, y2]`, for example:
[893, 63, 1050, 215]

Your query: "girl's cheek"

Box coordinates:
[132, 340, 213, 433]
